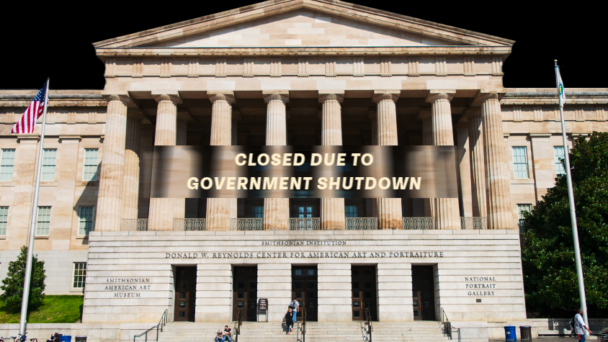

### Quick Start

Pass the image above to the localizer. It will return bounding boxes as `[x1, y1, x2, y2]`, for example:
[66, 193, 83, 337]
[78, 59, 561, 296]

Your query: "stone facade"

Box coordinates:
[0, 0, 607, 330]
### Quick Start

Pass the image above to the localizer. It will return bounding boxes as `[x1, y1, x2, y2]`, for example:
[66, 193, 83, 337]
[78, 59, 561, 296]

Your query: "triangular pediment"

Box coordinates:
[94, 0, 513, 49]
[144, 11, 463, 48]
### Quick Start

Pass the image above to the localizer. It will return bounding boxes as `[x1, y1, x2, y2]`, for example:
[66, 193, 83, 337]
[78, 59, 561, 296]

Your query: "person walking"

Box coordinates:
[574, 308, 593, 342]
[289, 298, 300, 325]
[285, 307, 294, 335]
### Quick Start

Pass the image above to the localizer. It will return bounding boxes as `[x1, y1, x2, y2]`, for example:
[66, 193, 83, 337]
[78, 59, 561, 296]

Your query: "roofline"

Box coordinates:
[93, 0, 514, 49]
[95, 46, 512, 58]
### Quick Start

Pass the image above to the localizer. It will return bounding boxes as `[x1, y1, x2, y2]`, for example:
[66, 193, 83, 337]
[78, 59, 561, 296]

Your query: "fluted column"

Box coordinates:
[148, 94, 181, 231]
[373, 91, 402, 229]
[263, 92, 289, 230]
[320, 93, 345, 230]
[418, 110, 435, 218]
[96, 95, 130, 231]
[121, 112, 143, 220]
[481, 93, 514, 229]
[467, 111, 487, 218]
[206, 93, 237, 231]
[426, 92, 460, 229]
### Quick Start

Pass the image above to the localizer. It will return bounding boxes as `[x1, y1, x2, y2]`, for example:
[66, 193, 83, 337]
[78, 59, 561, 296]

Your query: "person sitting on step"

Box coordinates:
[222, 325, 232, 342]
[215, 329, 223, 342]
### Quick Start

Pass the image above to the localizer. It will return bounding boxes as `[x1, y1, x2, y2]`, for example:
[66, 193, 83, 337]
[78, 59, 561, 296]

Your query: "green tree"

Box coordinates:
[0, 246, 46, 313]
[522, 132, 608, 315]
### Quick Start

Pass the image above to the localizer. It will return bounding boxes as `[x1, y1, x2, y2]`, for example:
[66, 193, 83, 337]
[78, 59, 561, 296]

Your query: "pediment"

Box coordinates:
[94, 0, 513, 49]
[145, 11, 463, 48]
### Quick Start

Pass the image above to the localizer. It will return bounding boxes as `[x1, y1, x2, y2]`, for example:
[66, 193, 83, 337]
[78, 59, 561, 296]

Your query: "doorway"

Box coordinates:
[412, 265, 436, 320]
[233, 266, 258, 322]
[352, 265, 377, 321]
[174, 266, 197, 322]
[291, 265, 318, 321]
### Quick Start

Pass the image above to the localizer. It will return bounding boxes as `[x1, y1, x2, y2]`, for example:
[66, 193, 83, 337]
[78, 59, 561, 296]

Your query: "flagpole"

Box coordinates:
[554, 60, 589, 333]
[19, 78, 50, 336]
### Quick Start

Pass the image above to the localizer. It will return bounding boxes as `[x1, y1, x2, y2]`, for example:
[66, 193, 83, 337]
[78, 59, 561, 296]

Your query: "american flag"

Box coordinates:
[10, 82, 48, 134]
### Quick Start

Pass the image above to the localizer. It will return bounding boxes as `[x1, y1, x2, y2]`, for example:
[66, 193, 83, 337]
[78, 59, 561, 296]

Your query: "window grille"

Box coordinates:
[0, 149, 16, 181]
[0, 207, 8, 236]
[554, 146, 566, 176]
[78, 206, 95, 236]
[73, 262, 86, 289]
[42, 149, 57, 181]
[83, 149, 99, 181]
[36, 206, 51, 236]
[512, 147, 529, 179]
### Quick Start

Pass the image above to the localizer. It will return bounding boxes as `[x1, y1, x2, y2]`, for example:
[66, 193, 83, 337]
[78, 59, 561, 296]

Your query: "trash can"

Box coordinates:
[75, 337, 87, 342]
[59, 336, 71, 342]
[504, 326, 517, 341]
[519, 326, 532, 341]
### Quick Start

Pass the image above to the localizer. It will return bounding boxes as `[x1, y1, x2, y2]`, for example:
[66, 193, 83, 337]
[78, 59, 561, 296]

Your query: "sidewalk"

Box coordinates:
[491, 336, 600, 342]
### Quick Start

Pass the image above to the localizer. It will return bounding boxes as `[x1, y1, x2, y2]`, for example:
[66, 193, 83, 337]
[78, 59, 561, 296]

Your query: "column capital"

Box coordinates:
[263, 91, 289, 104]
[105, 94, 134, 107]
[472, 91, 505, 106]
[318, 93, 344, 103]
[208, 91, 235, 105]
[154, 94, 182, 105]
[372, 90, 399, 103]
[426, 90, 455, 103]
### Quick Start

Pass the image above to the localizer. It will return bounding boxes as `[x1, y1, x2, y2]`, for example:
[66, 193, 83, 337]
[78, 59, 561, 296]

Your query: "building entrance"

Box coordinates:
[351, 265, 377, 321]
[292, 266, 318, 321]
[233, 266, 258, 322]
[174, 266, 197, 322]
[412, 265, 436, 320]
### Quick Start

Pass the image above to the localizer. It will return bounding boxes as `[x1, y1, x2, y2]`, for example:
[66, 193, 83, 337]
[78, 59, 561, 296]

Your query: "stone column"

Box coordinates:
[426, 92, 460, 229]
[121, 113, 143, 220]
[481, 93, 514, 229]
[263, 91, 289, 230]
[467, 111, 487, 218]
[373, 91, 402, 229]
[148, 94, 181, 231]
[206, 92, 237, 231]
[418, 110, 434, 218]
[96, 95, 130, 231]
[320, 93, 345, 230]
[366, 111, 378, 218]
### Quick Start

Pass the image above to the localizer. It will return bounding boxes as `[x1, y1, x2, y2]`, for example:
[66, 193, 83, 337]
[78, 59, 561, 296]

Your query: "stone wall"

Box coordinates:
[82, 229, 526, 323]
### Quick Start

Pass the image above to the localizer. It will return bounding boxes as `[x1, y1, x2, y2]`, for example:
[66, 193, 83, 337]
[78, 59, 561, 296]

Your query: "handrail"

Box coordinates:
[133, 309, 168, 342]
[440, 308, 459, 341]
[365, 308, 373, 342]
[234, 309, 243, 342]
[301, 308, 307, 342]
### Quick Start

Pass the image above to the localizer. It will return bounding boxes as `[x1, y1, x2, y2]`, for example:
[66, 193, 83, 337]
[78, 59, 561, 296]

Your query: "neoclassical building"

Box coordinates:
[1, 0, 607, 336]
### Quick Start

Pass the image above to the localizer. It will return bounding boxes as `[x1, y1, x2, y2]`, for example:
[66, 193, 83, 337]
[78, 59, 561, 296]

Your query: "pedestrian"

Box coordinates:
[573, 308, 593, 342]
[222, 325, 232, 342]
[214, 329, 223, 342]
[285, 307, 294, 335]
[289, 298, 300, 325]
[569, 312, 577, 337]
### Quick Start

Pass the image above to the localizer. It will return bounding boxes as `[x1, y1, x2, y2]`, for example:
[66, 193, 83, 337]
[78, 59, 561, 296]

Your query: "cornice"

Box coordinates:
[95, 46, 512, 58]
[93, 0, 514, 49]
[502, 89, 608, 105]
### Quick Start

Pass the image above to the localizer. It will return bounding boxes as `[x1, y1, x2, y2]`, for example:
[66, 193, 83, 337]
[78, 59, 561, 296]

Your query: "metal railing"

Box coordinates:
[133, 309, 167, 342]
[365, 308, 373, 342]
[461, 217, 487, 230]
[173, 218, 206, 231]
[289, 218, 320, 230]
[231, 218, 264, 231]
[346, 217, 378, 230]
[301, 308, 307, 342]
[121, 219, 148, 231]
[403, 217, 435, 230]
[234, 309, 243, 342]
[440, 308, 459, 341]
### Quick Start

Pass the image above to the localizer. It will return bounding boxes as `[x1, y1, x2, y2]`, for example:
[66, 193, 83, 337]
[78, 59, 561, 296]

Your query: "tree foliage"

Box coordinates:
[0, 246, 46, 313]
[522, 132, 608, 313]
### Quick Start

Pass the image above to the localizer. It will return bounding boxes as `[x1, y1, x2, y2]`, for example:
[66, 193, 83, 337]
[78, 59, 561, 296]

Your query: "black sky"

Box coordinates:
[0, 1, 603, 90]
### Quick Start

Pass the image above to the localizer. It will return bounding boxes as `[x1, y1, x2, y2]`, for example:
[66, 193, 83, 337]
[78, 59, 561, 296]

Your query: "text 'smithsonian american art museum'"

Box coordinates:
[1, 0, 606, 339]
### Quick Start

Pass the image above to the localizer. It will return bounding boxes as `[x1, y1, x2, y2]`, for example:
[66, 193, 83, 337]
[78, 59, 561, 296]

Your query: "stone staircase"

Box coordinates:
[157, 321, 450, 342]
